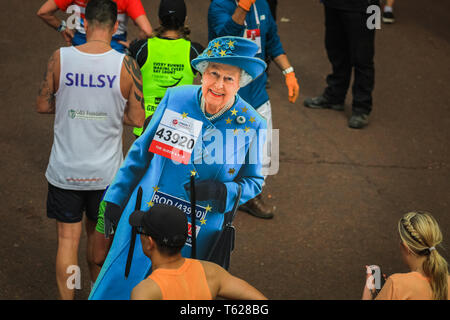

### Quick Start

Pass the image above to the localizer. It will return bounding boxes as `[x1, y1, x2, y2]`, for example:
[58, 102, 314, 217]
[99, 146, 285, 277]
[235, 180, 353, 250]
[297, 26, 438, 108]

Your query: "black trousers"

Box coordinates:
[323, 6, 376, 115]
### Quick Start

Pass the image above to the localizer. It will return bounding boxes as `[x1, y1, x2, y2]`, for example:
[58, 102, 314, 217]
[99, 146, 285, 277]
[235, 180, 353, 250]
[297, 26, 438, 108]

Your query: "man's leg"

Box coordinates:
[86, 223, 112, 284]
[85, 190, 112, 284]
[47, 183, 85, 299]
[344, 10, 376, 128]
[304, 5, 351, 110]
[85, 219, 102, 284]
[56, 221, 82, 300]
[323, 5, 352, 105]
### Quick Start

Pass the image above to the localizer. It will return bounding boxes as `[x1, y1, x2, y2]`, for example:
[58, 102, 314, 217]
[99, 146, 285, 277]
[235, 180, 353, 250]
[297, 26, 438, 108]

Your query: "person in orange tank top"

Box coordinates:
[362, 211, 449, 300]
[129, 204, 267, 300]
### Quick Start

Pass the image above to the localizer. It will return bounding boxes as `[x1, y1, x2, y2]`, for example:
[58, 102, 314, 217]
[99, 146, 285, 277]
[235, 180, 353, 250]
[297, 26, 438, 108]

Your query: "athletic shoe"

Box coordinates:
[304, 95, 345, 111]
[348, 113, 369, 129]
[382, 11, 395, 23]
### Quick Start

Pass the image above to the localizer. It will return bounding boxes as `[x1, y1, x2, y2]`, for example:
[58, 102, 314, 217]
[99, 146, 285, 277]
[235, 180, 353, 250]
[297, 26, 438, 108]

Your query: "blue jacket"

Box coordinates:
[89, 85, 267, 299]
[208, 0, 285, 108]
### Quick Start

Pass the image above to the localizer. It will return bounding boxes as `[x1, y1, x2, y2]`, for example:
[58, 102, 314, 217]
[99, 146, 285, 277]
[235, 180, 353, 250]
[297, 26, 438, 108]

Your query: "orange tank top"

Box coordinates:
[148, 258, 212, 300]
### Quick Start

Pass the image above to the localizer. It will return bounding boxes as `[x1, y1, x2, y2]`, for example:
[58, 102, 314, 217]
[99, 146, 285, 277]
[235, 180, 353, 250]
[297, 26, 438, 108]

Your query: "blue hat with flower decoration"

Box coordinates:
[191, 36, 267, 82]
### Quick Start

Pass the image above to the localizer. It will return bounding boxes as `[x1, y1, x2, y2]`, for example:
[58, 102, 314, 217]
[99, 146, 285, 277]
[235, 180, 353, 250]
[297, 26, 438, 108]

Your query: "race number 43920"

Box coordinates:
[154, 127, 195, 150]
[149, 109, 203, 164]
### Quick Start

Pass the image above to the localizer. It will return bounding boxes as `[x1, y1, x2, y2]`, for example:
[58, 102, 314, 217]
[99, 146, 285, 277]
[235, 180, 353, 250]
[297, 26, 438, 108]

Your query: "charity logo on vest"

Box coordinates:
[64, 72, 117, 88]
[68, 109, 108, 120]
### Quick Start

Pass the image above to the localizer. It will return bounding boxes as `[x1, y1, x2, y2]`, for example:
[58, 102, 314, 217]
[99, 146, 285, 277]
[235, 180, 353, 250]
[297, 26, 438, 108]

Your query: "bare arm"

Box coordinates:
[203, 261, 267, 300]
[37, 0, 74, 45]
[36, 50, 59, 114]
[121, 56, 145, 128]
[217, 272, 267, 300]
[232, 0, 257, 25]
[133, 15, 153, 39]
[231, 6, 249, 26]
[130, 278, 162, 300]
[37, 0, 61, 29]
[272, 54, 292, 71]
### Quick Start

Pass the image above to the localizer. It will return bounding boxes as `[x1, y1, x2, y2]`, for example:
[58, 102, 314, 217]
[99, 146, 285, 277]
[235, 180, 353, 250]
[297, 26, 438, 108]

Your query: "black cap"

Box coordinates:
[129, 204, 188, 247]
[158, 0, 186, 28]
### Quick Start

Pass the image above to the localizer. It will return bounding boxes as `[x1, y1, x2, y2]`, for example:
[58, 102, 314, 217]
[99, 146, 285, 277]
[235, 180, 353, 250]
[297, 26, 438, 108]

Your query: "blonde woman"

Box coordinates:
[363, 211, 449, 300]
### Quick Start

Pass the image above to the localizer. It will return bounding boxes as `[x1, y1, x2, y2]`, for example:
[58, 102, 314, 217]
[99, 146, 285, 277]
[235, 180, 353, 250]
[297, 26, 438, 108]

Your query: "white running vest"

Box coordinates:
[46, 47, 127, 190]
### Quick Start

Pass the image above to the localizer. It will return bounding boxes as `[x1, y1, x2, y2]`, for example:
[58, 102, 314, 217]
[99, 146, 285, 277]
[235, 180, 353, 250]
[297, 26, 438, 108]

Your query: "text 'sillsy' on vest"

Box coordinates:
[134, 37, 195, 136]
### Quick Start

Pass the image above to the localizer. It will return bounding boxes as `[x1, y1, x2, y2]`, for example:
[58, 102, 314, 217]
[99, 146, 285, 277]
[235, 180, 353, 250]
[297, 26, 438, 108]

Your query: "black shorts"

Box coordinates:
[46, 183, 106, 223]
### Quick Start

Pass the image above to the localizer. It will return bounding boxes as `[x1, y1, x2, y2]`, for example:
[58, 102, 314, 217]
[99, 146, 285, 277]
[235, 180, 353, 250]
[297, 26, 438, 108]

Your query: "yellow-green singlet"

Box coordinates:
[134, 37, 195, 136]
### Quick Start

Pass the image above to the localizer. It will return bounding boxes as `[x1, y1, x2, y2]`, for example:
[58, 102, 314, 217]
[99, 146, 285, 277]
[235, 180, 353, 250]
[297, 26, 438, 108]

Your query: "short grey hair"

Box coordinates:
[195, 61, 253, 87]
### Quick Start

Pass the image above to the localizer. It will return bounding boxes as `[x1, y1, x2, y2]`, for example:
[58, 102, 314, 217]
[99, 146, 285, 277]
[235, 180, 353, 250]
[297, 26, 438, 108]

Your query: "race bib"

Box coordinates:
[244, 28, 262, 54]
[151, 190, 210, 246]
[149, 109, 203, 164]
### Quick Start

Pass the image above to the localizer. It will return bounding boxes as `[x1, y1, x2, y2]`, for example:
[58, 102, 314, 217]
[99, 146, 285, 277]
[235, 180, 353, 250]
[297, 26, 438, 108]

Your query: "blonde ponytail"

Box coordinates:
[398, 211, 448, 300]
[423, 247, 448, 300]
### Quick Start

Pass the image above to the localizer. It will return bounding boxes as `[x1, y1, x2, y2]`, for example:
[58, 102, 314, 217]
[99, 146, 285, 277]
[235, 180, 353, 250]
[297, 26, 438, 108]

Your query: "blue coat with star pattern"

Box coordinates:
[89, 85, 267, 299]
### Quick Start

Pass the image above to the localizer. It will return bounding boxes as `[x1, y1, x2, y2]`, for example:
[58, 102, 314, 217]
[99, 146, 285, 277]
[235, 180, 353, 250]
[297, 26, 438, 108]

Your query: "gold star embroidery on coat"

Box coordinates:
[207, 49, 212, 56]
[152, 186, 159, 192]
[181, 112, 188, 119]
[228, 168, 236, 175]
[200, 218, 207, 225]
[213, 42, 221, 49]
[225, 117, 232, 124]
[244, 126, 250, 133]
[146, 201, 154, 207]
[233, 128, 239, 135]
[190, 170, 197, 177]
[241, 106, 248, 113]
[230, 108, 238, 116]
[219, 49, 227, 57]
[205, 204, 212, 212]
[227, 40, 235, 48]
[249, 116, 255, 123]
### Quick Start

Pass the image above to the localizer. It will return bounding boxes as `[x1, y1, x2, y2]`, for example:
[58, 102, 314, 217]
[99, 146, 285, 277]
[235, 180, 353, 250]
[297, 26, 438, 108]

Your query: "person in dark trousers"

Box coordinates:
[304, 0, 379, 129]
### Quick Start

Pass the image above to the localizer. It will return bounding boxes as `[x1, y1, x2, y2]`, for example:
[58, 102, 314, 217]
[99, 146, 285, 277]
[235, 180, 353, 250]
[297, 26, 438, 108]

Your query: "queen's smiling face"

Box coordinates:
[201, 62, 241, 115]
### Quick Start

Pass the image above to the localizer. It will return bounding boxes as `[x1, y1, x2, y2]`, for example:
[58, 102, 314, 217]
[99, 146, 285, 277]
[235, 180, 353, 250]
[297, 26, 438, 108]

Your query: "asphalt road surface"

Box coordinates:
[0, 0, 449, 300]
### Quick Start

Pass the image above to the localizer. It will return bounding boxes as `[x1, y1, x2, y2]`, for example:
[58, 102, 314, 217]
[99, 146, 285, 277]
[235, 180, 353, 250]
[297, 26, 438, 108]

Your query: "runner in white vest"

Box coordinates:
[36, 0, 145, 300]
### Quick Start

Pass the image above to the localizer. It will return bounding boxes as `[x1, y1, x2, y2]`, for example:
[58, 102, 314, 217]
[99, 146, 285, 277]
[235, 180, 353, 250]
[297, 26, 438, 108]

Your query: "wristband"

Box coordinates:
[282, 66, 294, 75]
[57, 20, 67, 33]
